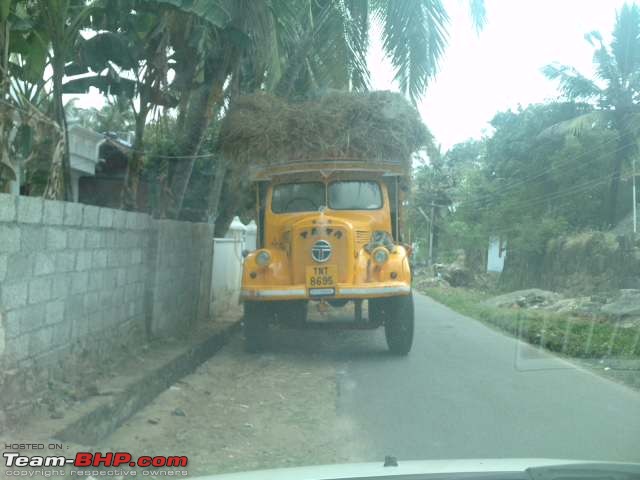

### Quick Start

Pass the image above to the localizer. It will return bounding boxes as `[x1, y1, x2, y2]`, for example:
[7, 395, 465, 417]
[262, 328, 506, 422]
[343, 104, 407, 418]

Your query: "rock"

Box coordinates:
[482, 289, 562, 309]
[172, 407, 186, 417]
[601, 289, 640, 318]
[439, 263, 473, 287]
[50, 410, 64, 419]
[148, 418, 159, 425]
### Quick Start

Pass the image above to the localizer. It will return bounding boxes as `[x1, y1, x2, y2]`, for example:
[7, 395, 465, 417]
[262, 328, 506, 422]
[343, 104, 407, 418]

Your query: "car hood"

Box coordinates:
[193, 458, 638, 480]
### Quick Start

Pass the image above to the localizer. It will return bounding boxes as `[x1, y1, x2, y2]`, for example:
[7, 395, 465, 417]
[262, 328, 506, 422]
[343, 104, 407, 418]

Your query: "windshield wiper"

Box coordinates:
[527, 462, 640, 480]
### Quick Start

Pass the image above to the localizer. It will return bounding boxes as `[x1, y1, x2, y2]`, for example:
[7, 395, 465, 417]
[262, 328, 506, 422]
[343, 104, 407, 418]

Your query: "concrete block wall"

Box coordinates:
[148, 220, 214, 336]
[0, 194, 214, 371]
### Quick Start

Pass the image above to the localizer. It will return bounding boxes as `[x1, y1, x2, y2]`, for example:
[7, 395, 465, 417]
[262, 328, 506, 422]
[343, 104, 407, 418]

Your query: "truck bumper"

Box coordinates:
[240, 283, 410, 301]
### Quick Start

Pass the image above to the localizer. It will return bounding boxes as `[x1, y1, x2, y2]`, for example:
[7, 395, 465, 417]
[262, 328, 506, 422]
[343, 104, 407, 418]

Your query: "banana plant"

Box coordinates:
[0, 0, 50, 193]
[30, 0, 93, 200]
[63, 0, 178, 209]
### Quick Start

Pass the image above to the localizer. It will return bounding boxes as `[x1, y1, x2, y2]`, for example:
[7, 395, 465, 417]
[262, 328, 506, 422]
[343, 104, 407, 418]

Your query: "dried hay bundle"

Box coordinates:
[218, 91, 430, 170]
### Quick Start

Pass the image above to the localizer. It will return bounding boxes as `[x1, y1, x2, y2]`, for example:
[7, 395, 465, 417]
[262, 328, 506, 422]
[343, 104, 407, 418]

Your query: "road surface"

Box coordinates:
[100, 292, 640, 475]
[333, 293, 640, 461]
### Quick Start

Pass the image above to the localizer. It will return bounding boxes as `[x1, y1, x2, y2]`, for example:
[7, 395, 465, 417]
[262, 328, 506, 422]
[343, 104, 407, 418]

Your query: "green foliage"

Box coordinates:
[67, 97, 135, 133]
[2, 0, 484, 209]
[409, 100, 633, 266]
[422, 286, 640, 360]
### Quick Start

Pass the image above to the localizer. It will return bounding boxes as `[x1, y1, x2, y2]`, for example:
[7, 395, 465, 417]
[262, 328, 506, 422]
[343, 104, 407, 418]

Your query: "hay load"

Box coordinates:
[218, 91, 430, 171]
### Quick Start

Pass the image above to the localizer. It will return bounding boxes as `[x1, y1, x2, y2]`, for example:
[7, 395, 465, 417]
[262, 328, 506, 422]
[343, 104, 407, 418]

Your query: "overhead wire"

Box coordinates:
[465, 169, 617, 216]
[449, 132, 624, 208]
[447, 135, 636, 213]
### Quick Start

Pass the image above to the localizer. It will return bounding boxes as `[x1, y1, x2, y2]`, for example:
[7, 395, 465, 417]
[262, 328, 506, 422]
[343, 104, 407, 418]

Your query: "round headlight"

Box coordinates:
[255, 250, 272, 267]
[372, 247, 389, 265]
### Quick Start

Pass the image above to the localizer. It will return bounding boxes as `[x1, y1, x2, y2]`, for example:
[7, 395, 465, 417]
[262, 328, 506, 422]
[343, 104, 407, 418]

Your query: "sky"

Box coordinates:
[367, 0, 629, 151]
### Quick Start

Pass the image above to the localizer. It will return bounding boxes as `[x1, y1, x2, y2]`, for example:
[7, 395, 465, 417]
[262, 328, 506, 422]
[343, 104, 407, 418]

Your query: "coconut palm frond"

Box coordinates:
[345, 0, 370, 90]
[611, 3, 640, 81]
[537, 111, 607, 139]
[542, 63, 602, 100]
[592, 45, 618, 87]
[373, 0, 449, 104]
[584, 30, 604, 48]
[468, 0, 486, 33]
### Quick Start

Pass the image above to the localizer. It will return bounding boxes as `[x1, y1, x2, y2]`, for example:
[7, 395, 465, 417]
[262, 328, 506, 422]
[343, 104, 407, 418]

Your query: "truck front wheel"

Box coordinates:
[243, 301, 271, 352]
[370, 294, 414, 355]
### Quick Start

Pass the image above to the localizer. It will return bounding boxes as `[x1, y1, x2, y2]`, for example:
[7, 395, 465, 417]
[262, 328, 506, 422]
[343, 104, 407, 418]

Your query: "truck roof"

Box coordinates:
[249, 158, 408, 181]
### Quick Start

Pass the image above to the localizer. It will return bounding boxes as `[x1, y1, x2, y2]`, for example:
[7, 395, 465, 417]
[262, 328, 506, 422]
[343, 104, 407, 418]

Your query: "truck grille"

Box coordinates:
[356, 230, 370, 248]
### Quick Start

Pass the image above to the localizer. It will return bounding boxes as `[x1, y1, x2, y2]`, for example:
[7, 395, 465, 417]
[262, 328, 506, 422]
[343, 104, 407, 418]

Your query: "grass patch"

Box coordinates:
[422, 287, 640, 360]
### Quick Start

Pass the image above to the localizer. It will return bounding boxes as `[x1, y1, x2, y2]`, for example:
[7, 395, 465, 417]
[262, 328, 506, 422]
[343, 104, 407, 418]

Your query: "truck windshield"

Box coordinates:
[328, 181, 382, 210]
[271, 182, 325, 213]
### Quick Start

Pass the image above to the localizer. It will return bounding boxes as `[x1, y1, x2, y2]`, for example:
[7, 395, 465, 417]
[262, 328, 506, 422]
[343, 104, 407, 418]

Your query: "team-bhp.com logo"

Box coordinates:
[4, 451, 188, 474]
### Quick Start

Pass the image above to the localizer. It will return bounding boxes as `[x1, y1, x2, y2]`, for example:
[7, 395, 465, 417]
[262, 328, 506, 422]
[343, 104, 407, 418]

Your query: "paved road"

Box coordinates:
[94, 292, 640, 474]
[331, 292, 640, 462]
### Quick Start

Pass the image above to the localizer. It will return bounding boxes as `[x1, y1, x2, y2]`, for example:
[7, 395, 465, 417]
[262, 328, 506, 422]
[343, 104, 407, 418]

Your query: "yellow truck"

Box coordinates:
[240, 159, 414, 354]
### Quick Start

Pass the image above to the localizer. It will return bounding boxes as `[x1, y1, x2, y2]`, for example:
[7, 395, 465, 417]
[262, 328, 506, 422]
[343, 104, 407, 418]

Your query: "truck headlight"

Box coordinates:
[371, 246, 389, 265]
[255, 250, 272, 267]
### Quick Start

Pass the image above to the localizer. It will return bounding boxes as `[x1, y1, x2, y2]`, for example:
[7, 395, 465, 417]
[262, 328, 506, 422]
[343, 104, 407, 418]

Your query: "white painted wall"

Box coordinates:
[211, 238, 245, 315]
[487, 237, 506, 272]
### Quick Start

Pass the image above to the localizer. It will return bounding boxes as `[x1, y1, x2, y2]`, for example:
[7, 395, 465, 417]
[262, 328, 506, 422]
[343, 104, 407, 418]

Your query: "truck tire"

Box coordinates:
[370, 294, 414, 355]
[243, 301, 270, 353]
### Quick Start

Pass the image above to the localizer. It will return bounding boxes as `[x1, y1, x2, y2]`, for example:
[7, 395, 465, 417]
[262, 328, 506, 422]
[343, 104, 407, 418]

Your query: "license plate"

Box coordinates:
[306, 265, 337, 292]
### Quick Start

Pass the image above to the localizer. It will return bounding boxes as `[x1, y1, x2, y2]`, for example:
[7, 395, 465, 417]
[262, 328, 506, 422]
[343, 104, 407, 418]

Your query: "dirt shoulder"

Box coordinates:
[99, 332, 360, 477]
[2, 304, 365, 479]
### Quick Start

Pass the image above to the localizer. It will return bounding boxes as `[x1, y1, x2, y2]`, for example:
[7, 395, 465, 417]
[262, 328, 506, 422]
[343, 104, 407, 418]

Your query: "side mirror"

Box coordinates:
[241, 249, 250, 258]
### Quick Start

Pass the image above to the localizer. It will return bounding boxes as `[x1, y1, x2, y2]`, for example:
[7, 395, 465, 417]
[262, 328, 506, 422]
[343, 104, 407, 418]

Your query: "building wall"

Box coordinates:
[487, 237, 506, 273]
[0, 194, 214, 370]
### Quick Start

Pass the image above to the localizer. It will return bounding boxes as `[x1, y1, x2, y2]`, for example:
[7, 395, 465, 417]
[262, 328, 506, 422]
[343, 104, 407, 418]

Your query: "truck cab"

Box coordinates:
[241, 160, 414, 354]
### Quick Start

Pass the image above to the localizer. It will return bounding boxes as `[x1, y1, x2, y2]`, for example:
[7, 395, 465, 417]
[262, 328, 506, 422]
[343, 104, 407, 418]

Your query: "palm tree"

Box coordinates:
[164, 0, 486, 219]
[543, 3, 640, 228]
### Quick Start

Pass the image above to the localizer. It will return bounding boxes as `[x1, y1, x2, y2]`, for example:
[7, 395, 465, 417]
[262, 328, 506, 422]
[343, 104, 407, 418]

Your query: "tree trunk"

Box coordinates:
[121, 102, 149, 210]
[0, 18, 13, 193]
[0, 104, 14, 193]
[206, 156, 227, 225]
[44, 55, 72, 201]
[168, 78, 225, 219]
[43, 131, 66, 200]
[606, 126, 635, 228]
